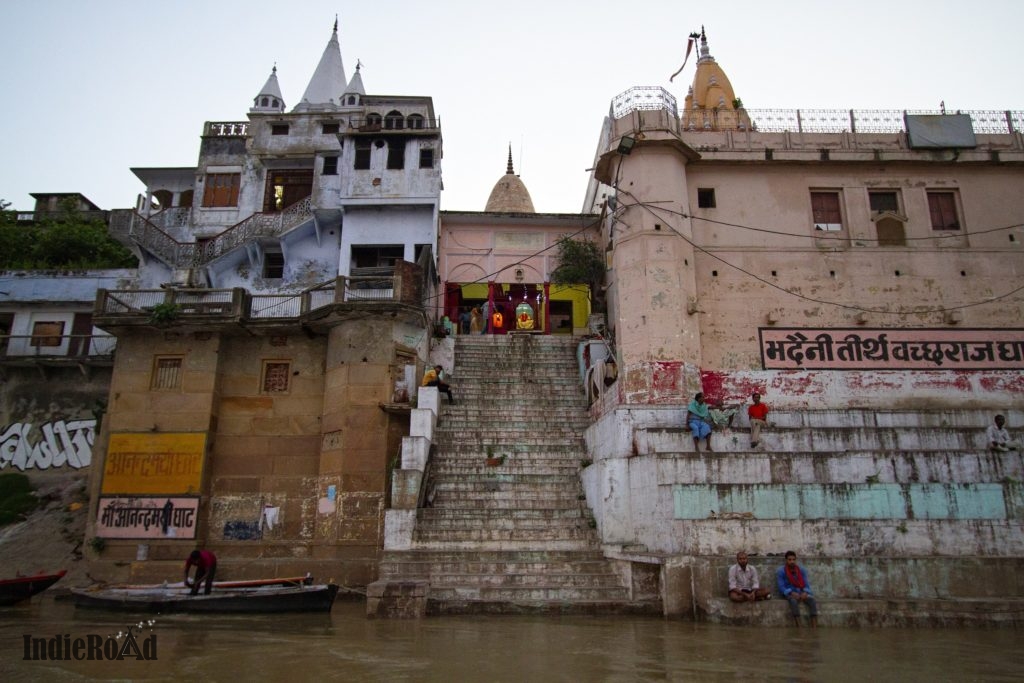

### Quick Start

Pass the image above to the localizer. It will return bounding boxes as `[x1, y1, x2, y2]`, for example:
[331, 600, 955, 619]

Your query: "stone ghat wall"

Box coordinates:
[583, 407, 1024, 620]
[660, 555, 1024, 626]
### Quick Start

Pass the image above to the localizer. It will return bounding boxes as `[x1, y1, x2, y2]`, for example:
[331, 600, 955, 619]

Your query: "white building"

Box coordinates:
[117, 20, 442, 295]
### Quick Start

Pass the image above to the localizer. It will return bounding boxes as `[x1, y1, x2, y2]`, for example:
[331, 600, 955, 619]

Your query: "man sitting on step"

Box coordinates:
[422, 364, 455, 404]
[987, 414, 1021, 452]
[728, 551, 771, 603]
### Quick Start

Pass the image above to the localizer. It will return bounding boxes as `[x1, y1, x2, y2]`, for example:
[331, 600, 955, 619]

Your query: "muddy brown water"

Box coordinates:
[1, 597, 1019, 681]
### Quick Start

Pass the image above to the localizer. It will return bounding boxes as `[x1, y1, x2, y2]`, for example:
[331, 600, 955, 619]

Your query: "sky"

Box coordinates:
[2, 1, 1023, 215]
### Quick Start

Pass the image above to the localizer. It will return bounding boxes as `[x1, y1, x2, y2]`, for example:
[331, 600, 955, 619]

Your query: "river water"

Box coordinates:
[1, 597, 1018, 682]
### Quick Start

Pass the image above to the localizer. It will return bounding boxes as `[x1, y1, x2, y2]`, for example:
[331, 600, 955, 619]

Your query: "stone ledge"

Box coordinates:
[701, 596, 1024, 627]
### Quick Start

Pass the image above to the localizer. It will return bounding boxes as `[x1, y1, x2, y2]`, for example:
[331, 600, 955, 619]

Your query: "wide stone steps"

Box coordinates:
[416, 516, 590, 531]
[418, 507, 587, 520]
[433, 475, 580, 490]
[431, 494, 589, 510]
[425, 586, 630, 602]
[436, 418, 589, 430]
[432, 465, 582, 476]
[436, 444, 585, 455]
[380, 549, 608, 565]
[433, 434, 585, 447]
[424, 572, 624, 589]
[380, 334, 641, 613]
[411, 537, 599, 551]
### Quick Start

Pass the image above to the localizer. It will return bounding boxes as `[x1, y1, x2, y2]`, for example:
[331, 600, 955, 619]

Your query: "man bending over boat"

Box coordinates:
[184, 549, 217, 596]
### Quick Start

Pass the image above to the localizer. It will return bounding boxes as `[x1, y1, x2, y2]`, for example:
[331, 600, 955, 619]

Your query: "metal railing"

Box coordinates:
[205, 121, 249, 137]
[686, 108, 1023, 135]
[143, 207, 192, 231]
[96, 272, 415, 324]
[112, 196, 314, 269]
[0, 334, 116, 359]
[347, 116, 440, 131]
[612, 87, 679, 120]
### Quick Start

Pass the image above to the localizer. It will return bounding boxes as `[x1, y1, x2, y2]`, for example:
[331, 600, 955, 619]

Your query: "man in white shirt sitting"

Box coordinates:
[728, 551, 771, 602]
[987, 414, 1021, 452]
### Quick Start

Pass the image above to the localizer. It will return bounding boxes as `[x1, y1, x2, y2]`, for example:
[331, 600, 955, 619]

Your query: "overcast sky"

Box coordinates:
[2, 1, 1022, 214]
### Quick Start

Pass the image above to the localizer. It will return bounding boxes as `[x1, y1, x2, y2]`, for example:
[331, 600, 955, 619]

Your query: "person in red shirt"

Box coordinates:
[747, 392, 769, 448]
[184, 549, 217, 595]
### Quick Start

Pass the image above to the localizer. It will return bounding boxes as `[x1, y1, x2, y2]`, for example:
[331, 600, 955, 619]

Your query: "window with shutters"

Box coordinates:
[928, 191, 961, 230]
[810, 191, 843, 231]
[201, 173, 240, 207]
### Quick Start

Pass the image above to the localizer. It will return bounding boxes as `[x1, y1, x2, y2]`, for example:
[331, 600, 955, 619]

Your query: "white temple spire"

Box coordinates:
[294, 18, 348, 111]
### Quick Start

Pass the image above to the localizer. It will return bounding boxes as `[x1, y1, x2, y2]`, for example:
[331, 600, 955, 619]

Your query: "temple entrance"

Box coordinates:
[445, 282, 550, 335]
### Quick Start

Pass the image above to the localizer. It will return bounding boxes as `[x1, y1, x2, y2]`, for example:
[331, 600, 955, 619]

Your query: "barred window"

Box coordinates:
[152, 356, 183, 390]
[262, 361, 291, 393]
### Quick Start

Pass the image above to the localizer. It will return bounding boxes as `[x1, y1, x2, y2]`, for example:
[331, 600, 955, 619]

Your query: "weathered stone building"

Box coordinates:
[579, 30, 1024, 622]
[84, 20, 440, 586]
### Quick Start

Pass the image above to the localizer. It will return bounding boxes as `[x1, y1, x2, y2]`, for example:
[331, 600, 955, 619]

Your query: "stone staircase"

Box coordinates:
[379, 334, 657, 614]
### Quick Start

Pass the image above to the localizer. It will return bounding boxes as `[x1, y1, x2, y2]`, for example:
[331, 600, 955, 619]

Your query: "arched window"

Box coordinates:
[366, 113, 382, 129]
[152, 190, 173, 211]
[347, 95, 357, 105]
[407, 114, 425, 130]
[261, 97, 269, 107]
[384, 110, 404, 130]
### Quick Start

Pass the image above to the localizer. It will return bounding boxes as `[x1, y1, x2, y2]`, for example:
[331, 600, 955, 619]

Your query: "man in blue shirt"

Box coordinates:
[776, 550, 818, 627]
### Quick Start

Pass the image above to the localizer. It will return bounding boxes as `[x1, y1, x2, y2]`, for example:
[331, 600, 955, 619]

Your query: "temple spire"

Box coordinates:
[294, 18, 348, 111]
[251, 64, 286, 113]
[506, 144, 515, 174]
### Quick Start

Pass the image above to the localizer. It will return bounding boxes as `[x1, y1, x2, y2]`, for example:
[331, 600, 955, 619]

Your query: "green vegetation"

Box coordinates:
[0, 197, 136, 269]
[148, 302, 181, 326]
[551, 236, 606, 313]
[0, 472, 39, 526]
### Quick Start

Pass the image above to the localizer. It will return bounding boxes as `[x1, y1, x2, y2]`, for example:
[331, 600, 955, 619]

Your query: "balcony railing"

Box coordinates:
[347, 116, 440, 132]
[95, 265, 423, 326]
[205, 121, 249, 137]
[685, 108, 1023, 134]
[612, 86, 679, 120]
[110, 197, 313, 269]
[0, 334, 116, 360]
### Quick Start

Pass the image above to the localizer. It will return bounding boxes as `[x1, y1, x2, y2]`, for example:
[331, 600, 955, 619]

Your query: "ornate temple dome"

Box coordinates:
[485, 146, 535, 213]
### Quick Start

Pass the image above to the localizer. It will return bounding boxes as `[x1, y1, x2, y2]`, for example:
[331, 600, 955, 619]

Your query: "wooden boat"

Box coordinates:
[72, 577, 339, 613]
[0, 570, 67, 606]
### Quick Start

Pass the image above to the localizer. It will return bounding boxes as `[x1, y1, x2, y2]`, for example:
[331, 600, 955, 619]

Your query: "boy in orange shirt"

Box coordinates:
[748, 392, 769, 448]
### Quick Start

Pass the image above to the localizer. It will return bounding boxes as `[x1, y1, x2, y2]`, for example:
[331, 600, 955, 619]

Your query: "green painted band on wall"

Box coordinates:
[673, 483, 1009, 520]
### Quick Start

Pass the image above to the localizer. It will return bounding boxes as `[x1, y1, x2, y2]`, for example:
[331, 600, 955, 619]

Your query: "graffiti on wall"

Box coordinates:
[760, 328, 1024, 370]
[0, 419, 96, 471]
[96, 496, 200, 539]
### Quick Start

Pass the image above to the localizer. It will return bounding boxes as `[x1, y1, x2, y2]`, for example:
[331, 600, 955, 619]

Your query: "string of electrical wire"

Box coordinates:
[616, 190, 1024, 315]
[657, 203, 1024, 242]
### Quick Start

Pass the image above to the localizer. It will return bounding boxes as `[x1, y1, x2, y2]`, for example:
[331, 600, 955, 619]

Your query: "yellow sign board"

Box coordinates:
[102, 433, 207, 494]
